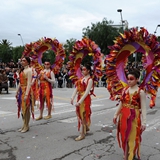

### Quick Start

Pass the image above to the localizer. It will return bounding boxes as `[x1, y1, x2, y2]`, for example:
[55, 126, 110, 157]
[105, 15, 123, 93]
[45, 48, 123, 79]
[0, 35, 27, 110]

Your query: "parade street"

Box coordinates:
[0, 87, 160, 160]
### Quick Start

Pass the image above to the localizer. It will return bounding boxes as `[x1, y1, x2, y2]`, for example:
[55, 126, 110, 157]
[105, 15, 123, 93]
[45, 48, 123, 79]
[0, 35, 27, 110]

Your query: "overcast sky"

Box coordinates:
[1, 0, 160, 47]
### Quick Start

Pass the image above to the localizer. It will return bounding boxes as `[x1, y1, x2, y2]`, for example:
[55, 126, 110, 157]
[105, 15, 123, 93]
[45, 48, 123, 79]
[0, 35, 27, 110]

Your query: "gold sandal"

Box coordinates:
[21, 127, 29, 133]
[18, 127, 23, 132]
[44, 115, 52, 120]
[35, 116, 43, 121]
[75, 135, 85, 141]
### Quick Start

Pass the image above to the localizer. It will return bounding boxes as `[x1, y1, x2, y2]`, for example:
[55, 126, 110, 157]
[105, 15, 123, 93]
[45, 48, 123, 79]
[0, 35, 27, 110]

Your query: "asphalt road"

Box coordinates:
[0, 87, 160, 160]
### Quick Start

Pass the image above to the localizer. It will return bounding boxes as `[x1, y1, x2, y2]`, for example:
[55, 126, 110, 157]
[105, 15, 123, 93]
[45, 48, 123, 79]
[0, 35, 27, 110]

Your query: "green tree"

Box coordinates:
[0, 39, 13, 63]
[12, 46, 25, 62]
[82, 18, 121, 55]
[63, 38, 76, 64]
[42, 50, 56, 64]
[128, 52, 142, 64]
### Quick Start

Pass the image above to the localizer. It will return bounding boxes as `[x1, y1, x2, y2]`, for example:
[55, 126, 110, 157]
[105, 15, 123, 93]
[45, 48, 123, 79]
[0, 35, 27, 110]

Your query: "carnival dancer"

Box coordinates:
[113, 69, 146, 160]
[71, 63, 95, 141]
[15, 56, 34, 133]
[36, 59, 55, 120]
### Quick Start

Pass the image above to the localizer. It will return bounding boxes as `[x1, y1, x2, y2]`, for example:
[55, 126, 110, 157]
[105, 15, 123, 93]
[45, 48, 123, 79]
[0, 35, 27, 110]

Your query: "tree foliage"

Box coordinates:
[0, 39, 13, 63]
[42, 50, 56, 64]
[63, 38, 76, 64]
[82, 18, 121, 55]
[12, 46, 24, 62]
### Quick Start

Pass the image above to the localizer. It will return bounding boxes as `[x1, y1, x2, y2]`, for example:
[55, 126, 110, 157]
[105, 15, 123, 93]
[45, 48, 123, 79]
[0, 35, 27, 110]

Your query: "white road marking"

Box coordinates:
[1, 95, 160, 130]
[0, 97, 16, 100]
[92, 97, 110, 101]
[0, 111, 13, 115]
[59, 107, 116, 123]
[0, 103, 104, 118]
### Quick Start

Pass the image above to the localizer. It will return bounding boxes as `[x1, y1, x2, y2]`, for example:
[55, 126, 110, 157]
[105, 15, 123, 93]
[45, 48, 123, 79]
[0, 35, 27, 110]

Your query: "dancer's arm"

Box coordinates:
[31, 69, 37, 85]
[113, 102, 122, 124]
[25, 68, 32, 97]
[71, 87, 77, 105]
[114, 102, 122, 118]
[15, 83, 20, 98]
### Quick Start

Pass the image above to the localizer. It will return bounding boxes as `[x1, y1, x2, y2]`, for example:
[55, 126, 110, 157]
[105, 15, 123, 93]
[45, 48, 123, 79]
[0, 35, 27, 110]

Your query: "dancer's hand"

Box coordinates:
[44, 74, 47, 80]
[114, 95, 120, 100]
[71, 98, 74, 105]
[24, 95, 27, 102]
[113, 116, 117, 124]
[15, 93, 18, 99]
[75, 102, 80, 107]
[141, 125, 146, 132]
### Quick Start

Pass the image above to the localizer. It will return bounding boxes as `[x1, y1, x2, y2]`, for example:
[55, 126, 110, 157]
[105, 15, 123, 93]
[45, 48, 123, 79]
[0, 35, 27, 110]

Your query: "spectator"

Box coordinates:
[13, 69, 19, 88]
[0, 69, 8, 93]
[8, 69, 14, 87]
[101, 73, 107, 87]
[56, 71, 63, 88]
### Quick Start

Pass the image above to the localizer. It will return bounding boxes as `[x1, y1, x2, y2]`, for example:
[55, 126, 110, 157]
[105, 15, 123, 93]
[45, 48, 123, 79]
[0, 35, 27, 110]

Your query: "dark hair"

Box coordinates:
[82, 63, 93, 75]
[127, 69, 140, 79]
[44, 59, 50, 63]
[19, 56, 31, 73]
[25, 56, 31, 65]
[44, 59, 52, 69]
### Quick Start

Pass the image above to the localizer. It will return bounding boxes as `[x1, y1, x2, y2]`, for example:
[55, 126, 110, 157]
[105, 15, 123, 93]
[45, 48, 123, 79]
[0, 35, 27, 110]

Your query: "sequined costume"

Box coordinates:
[17, 68, 34, 132]
[39, 70, 53, 110]
[75, 77, 94, 131]
[117, 87, 145, 160]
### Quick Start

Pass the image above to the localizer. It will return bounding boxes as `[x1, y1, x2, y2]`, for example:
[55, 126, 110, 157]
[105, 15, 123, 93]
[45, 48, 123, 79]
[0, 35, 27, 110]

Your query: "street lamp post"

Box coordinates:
[18, 34, 24, 46]
[117, 9, 124, 30]
[154, 24, 160, 34]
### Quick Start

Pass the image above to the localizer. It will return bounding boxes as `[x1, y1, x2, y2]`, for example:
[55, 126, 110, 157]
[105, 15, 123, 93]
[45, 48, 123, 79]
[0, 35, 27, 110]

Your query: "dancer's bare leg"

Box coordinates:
[75, 113, 86, 141]
[36, 103, 44, 120]
[21, 108, 30, 133]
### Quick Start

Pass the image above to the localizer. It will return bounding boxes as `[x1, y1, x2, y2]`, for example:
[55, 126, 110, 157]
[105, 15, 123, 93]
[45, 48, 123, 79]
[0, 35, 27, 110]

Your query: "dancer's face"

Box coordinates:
[127, 74, 138, 87]
[81, 66, 89, 76]
[44, 62, 51, 69]
[21, 58, 28, 67]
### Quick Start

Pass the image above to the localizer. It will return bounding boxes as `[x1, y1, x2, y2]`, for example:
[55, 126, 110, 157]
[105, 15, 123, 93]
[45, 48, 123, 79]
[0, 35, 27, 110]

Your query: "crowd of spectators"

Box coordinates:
[0, 60, 20, 93]
[124, 61, 146, 85]
[1, 60, 144, 94]
[0, 60, 73, 94]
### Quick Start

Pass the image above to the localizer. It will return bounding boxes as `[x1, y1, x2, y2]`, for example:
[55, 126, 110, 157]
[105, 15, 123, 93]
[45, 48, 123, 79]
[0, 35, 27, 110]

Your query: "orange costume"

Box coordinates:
[116, 87, 146, 160]
[17, 70, 34, 118]
[75, 77, 94, 131]
[39, 70, 53, 110]
[17, 68, 34, 132]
